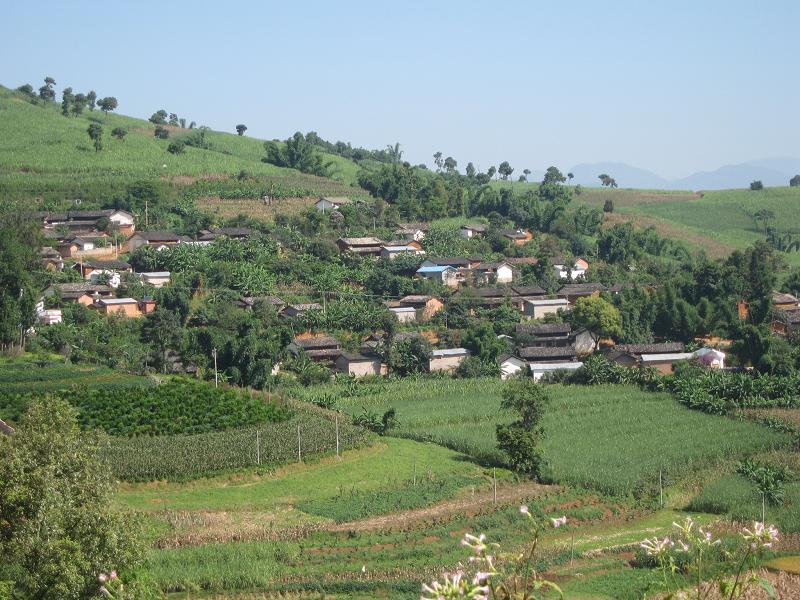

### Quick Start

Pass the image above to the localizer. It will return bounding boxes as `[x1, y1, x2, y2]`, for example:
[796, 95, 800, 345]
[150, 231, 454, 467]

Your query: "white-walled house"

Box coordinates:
[529, 361, 583, 381]
[553, 257, 589, 280]
[389, 306, 417, 323]
[138, 272, 171, 288]
[475, 261, 515, 284]
[315, 197, 352, 212]
[460, 224, 487, 238]
[416, 264, 461, 287]
[429, 348, 470, 373]
[499, 355, 527, 379]
[523, 298, 571, 319]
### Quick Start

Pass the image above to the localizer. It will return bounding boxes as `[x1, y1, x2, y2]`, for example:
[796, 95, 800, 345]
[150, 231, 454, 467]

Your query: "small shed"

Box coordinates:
[429, 348, 470, 373]
[523, 298, 570, 319]
[499, 354, 527, 380]
[335, 352, 387, 378]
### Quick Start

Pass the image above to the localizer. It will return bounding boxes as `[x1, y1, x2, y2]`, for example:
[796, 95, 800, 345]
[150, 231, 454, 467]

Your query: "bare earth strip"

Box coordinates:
[153, 481, 556, 548]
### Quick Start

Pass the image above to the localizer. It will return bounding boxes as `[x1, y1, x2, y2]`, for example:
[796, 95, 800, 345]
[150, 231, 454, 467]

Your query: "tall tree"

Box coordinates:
[38, 76, 56, 102]
[61, 87, 73, 117]
[86, 90, 97, 110]
[97, 96, 118, 115]
[0, 398, 147, 599]
[235, 124, 247, 136]
[86, 123, 103, 152]
[498, 161, 514, 180]
[71, 93, 87, 116]
[496, 380, 548, 476]
[568, 296, 624, 345]
[0, 212, 38, 350]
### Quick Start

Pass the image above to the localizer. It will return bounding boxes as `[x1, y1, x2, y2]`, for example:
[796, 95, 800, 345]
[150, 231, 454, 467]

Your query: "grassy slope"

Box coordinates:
[117, 437, 498, 515]
[309, 379, 790, 495]
[494, 179, 800, 264]
[0, 85, 364, 202]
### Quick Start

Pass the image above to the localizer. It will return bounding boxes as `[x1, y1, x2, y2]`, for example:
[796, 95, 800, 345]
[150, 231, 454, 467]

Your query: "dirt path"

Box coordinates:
[154, 481, 556, 547]
[326, 481, 556, 533]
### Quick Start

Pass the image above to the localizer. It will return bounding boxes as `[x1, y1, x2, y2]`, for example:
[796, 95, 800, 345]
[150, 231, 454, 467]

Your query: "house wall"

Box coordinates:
[421, 299, 444, 320]
[429, 355, 467, 373]
[77, 294, 96, 306]
[648, 361, 678, 375]
[500, 361, 525, 380]
[101, 303, 141, 318]
[573, 330, 597, 355]
[524, 303, 567, 319]
[391, 309, 416, 323]
[495, 266, 514, 284]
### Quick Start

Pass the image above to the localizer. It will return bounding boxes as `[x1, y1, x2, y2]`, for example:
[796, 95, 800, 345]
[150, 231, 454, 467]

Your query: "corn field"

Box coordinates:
[106, 408, 369, 481]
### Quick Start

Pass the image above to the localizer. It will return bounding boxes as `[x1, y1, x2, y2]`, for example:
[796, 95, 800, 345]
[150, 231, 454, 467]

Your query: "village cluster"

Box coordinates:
[30, 196, 800, 383]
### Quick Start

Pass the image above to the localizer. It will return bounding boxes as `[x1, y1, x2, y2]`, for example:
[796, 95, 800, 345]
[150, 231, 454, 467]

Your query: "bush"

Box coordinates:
[167, 140, 186, 154]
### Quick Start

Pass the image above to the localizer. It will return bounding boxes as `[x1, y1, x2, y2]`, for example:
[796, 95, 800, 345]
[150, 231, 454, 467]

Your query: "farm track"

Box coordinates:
[153, 480, 557, 548]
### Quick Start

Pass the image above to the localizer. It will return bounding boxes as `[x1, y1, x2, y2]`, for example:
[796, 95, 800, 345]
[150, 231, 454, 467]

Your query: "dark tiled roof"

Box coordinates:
[512, 285, 546, 296]
[292, 336, 341, 350]
[47, 282, 112, 294]
[517, 345, 577, 359]
[81, 259, 132, 270]
[472, 288, 514, 298]
[505, 257, 538, 265]
[558, 283, 605, 295]
[134, 231, 185, 241]
[338, 237, 384, 246]
[499, 229, 530, 239]
[773, 291, 799, 304]
[516, 323, 572, 336]
[338, 352, 382, 362]
[429, 257, 471, 267]
[399, 295, 436, 305]
[613, 342, 685, 355]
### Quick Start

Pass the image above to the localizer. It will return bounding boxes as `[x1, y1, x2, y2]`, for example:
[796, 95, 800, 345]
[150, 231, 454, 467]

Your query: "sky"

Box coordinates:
[2, 0, 799, 179]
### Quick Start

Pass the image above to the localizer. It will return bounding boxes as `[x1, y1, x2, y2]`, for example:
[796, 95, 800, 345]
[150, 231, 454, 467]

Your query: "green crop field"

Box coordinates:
[301, 378, 791, 496]
[0, 86, 364, 205]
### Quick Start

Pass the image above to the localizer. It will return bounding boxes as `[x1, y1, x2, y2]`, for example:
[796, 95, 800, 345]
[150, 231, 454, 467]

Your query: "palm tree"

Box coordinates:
[567, 172, 574, 185]
[386, 143, 403, 162]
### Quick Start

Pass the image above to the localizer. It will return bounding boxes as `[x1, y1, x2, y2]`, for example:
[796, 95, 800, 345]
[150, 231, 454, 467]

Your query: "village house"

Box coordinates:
[772, 290, 800, 311]
[499, 354, 527, 379]
[380, 244, 425, 260]
[288, 336, 341, 363]
[394, 223, 428, 241]
[39, 247, 64, 270]
[233, 295, 286, 311]
[36, 209, 135, 236]
[73, 258, 132, 281]
[429, 348, 470, 373]
[499, 229, 533, 245]
[399, 295, 445, 320]
[386, 303, 417, 323]
[552, 256, 589, 280]
[36, 308, 63, 325]
[772, 308, 800, 338]
[459, 224, 488, 238]
[416, 264, 461, 287]
[606, 342, 693, 374]
[42, 282, 113, 306]
[57, 236, 94, 257]
[138, 272, 171, 288]
[335, 352, 388, 378]
[557, 282, 605, 304]
[523, 298, 570, 319]
[516, 323, 597, 355]
[336, 237, 385, 256]
[515, 345, 582, 381]
[92, 297, 156, 318]
[422, 257, 475, 269]
[127, 231, 189, 251]
[694, 347, 726, 369]
[315, 196, 352, 212]
[474, 261, 516, 285]
[281, 303, 323, 318]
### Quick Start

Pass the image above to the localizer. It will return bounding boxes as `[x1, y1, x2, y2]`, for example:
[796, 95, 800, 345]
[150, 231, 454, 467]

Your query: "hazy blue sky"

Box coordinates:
[2, 0, 798, 178]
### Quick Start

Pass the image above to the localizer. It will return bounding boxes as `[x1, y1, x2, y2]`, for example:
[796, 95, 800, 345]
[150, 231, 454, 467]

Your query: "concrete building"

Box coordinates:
[138, 272, 171, 288]
[429, 348, 470, 373]
[127, 231, 188, 251]
[335, 352, 387, 378]
[523, 298, 571, 319]
[92, 298, 155, 318]
[380, 244, 425, 260]
[460, 224, 488, 238]
[606, 342, 692, 374]
[388, 306, 417, 323]
[416, 264, 460, 287]
[337, 237, 385, 256]
[499, 354, 527, 379]
[398, 295, 444, 320]
[475, 261, 515, 284]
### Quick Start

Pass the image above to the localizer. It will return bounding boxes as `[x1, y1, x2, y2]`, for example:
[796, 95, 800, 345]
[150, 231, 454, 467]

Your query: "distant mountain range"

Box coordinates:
[565, 158, 800, 191]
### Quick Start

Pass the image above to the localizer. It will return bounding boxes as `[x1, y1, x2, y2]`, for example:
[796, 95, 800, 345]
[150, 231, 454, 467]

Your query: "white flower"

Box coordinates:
[519, 505, 529, 515]
[461, 532, 488, 555]
[550, 515, 567, 528]
[98, 573, 107, 583]
[641, 536, 672, 557]
[742, 521, 779, 550]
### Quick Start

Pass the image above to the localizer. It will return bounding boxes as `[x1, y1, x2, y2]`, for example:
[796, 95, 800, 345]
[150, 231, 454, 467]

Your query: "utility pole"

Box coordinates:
[144, 199, 149, 228]
[212, 347, 218, 388]
[493, 467, 497, 504]
[335, 416, 340, 458]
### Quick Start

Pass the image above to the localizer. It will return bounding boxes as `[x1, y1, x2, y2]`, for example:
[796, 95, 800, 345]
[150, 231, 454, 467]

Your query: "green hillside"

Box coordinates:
[0, 85, 365, 206]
